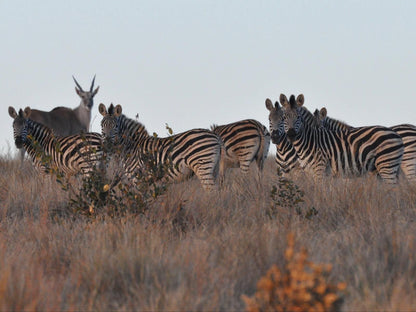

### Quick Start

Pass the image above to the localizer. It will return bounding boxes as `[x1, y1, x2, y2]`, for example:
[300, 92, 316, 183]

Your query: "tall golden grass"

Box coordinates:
[0, 154, 416, 311]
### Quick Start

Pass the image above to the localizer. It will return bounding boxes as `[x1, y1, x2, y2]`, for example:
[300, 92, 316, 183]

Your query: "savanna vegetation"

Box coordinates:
[0, 151, 415, 311]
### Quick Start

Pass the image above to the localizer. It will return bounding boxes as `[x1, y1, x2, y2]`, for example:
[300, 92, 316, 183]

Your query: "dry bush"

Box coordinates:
[0, 155, 415, 311]
[242, 233, 346, 312]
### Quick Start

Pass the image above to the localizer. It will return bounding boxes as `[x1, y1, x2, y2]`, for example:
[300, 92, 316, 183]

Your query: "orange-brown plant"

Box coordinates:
[242, 233, 346, 312]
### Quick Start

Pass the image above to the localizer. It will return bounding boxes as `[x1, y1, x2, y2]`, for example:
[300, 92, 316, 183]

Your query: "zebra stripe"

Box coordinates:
[8, 106, 104, 176]
[279, 94, 404, 183]
[315, 108, 416, 181]
[99, 104, 224, 190]
[210, 119, 270, 172]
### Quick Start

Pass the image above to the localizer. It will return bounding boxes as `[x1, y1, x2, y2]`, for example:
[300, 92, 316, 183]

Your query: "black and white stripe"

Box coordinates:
[279, 94, 404, 183]
[9, 106, 104, 176]
[99, 104, 224, 190]
[210, 119, 270, 172]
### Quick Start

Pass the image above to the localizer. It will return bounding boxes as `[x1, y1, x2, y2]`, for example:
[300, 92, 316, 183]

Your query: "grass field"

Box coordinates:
[0, 154, 415, 311]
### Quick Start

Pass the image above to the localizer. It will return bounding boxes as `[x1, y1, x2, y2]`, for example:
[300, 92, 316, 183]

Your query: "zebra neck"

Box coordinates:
[25, 120, 55, 160]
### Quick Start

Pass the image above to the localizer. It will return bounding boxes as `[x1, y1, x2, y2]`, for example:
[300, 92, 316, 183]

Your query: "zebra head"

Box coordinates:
[265, 98, 285, 144]
[280, 94, 305, 140]
[8, 106, 31, 148]
[73, 75, 100, 111]
[313, 107, 327, 128]
[99, 103, 123, 144]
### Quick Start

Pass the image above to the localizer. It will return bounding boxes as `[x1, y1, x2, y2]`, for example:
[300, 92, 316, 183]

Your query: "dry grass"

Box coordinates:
[1, 154, 416, 311]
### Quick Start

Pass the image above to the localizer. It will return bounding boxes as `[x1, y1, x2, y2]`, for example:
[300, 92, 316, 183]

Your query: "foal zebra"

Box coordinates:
[9, 106, 104, 176]
[210, 119, 270, 173]
[315, 107, 416, 181]
[98, 104, 224, 190]
[279, 94, 404, 183]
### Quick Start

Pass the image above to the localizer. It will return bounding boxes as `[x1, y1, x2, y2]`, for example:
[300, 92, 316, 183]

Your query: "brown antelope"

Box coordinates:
[16, 75, 100, 161]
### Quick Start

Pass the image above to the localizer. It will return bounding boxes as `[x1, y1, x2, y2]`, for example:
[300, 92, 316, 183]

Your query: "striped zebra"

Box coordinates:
[9, 106, 104, 176]
[210, 119, 270, 173]
[279, 94, 404, 183]
[98, 103, 224, 190]
[315, 107, 416, 181]
[265, 98, 298, 173]
[265, 96, 321, 174]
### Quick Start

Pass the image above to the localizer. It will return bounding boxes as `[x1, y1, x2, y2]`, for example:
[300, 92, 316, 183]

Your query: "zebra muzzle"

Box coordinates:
[15, 138, 24, 148]
[287, 128, 296, 140]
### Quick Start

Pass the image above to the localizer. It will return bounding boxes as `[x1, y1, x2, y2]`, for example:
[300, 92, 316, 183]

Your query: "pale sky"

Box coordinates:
[1, 1, 415, 156]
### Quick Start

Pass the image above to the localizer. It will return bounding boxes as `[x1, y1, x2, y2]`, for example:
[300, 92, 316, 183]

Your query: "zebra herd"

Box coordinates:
[7, 79, 416, 189]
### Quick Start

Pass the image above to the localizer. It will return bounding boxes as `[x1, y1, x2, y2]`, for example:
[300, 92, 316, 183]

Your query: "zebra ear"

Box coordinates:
[23, 107, 32, 118]
[279, 94, 289, 108]
[98, 103, 107, 116]
[114, 105, 123, 117]
[8, 106, 18, 119]
[265, 98, 274, 111]
[296, 94, 305, 106]
[320, 107, 327, 118]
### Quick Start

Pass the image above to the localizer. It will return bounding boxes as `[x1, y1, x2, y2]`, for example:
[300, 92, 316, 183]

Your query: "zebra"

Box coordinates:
[265, 96, 320, 174]
[9, 106, 104, 177]
[16, 75, 100, 162]
[279, 94, 404, 183]
[210, 119, 270, 173]
[98, 103, 224, 190]
[315, 107, 416, 181]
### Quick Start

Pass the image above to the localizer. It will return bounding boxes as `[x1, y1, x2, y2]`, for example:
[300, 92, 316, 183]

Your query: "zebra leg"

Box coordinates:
[399, 157, 416, 181]
[192, 157, 220, 191]
[19, 148, 25, 165]
[375, 161, 400, 184]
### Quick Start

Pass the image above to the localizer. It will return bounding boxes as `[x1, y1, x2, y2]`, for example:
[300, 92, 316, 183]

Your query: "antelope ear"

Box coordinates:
[279, 94, 289, 108]
[8, 106, 17, 119]
[75, 87, 82, 96]
[296, 94, 305, 106]
[265, 98, 274, 111]
[320, 107, 327, 118]
[23, 107, 31, 118]
[92, 86, 100, 96]
[98, 103, 107, 116]
[114, 105, 123, 117]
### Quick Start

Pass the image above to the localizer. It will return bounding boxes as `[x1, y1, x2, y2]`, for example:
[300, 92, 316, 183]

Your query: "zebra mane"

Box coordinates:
[300, 106, 320, 128]
[210, 123, 219, 131]
[324, 115, 353, 132]
[118, 113, 149, 138]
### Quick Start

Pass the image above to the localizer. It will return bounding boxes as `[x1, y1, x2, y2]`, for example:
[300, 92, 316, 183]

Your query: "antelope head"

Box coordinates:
[73, 75, 100, 111]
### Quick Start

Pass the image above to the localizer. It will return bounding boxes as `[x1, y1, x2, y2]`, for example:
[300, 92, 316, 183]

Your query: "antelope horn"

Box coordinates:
[72, 76, 84, 91]
[90, 75, 96, 92]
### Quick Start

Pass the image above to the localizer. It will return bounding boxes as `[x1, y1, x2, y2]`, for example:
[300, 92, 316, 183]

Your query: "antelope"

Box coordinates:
[16, 75, 100, 162]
